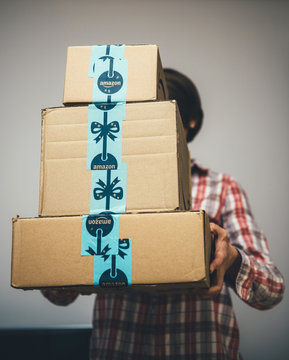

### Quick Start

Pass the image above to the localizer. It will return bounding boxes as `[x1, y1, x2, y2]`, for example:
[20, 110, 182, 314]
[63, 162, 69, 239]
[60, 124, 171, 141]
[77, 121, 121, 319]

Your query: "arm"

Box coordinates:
[221, 178, 285, 310]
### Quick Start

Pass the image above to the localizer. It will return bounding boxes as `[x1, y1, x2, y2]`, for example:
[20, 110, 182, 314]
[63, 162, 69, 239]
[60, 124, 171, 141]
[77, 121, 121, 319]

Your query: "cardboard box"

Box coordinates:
[39, 101, 192, 216]
[63, 45, 168, 104]
[11, 211, 211, 290]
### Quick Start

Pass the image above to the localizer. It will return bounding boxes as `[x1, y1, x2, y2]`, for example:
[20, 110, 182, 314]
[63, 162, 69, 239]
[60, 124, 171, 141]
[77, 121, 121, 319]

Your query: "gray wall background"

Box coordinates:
[1, 0, 288, 359]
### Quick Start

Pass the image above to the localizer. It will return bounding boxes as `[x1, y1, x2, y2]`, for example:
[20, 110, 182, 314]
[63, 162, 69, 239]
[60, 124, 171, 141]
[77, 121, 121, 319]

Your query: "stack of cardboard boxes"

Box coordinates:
[11, 45, 211, 291]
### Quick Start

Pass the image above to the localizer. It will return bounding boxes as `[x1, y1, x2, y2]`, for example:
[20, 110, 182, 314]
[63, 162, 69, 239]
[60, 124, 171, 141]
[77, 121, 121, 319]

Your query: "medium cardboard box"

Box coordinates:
[63, 45, 168, 104]
[39, 101, 191, 216]
[11, 211, 211, 290]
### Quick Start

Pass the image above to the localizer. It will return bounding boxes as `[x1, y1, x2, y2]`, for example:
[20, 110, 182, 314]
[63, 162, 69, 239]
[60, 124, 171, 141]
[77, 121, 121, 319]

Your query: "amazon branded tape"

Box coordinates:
[63, 44, 168, 104]
[84, 45, 130, 286]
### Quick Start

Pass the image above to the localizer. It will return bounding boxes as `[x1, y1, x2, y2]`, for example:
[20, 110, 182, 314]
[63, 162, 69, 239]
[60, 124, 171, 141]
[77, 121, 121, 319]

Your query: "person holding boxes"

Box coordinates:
[42, 68, 284, 360]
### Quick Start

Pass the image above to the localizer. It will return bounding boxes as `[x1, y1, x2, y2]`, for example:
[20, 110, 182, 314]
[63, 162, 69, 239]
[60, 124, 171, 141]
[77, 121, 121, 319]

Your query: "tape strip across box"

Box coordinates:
[11, 211, 211, 290]
[39, 101, 192, 216]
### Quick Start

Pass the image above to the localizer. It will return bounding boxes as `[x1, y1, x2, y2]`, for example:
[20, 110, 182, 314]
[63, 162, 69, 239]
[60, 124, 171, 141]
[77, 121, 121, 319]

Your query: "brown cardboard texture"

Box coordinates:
[63, 45, 168, 104]
[11, 211, 211, 290]
[39, 101, 191, 216]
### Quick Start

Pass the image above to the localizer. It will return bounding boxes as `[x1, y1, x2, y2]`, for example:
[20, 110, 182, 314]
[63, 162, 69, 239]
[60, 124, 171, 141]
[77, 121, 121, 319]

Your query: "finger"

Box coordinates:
[201, 267, 225, 298]
[209, 223, 228, 273]
[210, 222, 227, 238]
[210, 252, 225, 273]
[216, 266, 225, 288]
[200, 285, 222, 299]
[210, 240, 228, 273]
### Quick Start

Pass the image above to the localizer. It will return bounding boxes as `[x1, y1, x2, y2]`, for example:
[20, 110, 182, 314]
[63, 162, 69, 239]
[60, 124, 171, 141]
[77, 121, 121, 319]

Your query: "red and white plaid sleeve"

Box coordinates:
[221, 177, 285, 310]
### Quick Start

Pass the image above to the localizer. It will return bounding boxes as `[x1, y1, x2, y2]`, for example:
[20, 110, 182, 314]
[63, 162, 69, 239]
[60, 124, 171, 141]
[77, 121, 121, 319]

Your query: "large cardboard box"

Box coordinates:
[11, 211, 211, 290]
[39, 101, 191, 216]
[63, 45, 168, 104]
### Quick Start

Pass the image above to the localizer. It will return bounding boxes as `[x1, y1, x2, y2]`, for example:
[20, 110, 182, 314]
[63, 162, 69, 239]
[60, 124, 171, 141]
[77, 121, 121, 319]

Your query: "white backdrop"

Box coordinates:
[1, 1, 288, 359]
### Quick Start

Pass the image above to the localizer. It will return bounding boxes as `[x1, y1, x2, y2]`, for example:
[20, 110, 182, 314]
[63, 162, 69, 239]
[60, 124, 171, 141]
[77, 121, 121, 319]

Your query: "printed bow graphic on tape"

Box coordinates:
[82, 213, 131, 287]
[97, 238, 131, 287]
[86, 239, 130, 260]
[86, 244, 111, 260]
[94, 177, 123, 201]
[89, 111, 120, 170]
[93, 170, 123, 210]
[91, 119, 120, 144]
[100, 239, 130, 261]
[85, 238, 131, 286]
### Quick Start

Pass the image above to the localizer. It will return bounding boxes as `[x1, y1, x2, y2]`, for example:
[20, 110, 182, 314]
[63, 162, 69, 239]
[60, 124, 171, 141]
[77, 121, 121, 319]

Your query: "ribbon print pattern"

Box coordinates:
[81, 214, 132, 287]
[86, 102, 126, 171]
[82, 45, 131, 287]
[90, 163, 127, 214]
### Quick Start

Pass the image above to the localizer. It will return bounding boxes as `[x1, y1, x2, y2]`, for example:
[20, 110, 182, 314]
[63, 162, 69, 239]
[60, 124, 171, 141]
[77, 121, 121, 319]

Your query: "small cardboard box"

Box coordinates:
[63, 44, 168, 104]
[11, 211, 211, 290]
[39, 101, 191, 216]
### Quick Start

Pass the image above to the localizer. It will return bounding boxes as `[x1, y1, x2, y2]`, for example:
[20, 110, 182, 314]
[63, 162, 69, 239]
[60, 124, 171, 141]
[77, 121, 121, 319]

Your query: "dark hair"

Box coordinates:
[164, 68, 203, 142]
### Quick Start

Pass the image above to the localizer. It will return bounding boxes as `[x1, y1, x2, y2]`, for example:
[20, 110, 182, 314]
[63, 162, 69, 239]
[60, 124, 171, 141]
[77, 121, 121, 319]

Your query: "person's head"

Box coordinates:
[164, 68, 203, 143]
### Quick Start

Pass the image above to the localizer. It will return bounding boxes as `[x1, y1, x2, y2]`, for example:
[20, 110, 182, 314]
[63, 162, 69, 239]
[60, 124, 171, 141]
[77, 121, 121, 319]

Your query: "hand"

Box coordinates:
[201, 223, 239, 299]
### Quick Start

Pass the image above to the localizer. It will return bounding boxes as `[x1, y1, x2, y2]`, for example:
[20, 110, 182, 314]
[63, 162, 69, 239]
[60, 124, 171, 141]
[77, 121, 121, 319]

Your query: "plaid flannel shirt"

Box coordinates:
[88, 160, 284, 360]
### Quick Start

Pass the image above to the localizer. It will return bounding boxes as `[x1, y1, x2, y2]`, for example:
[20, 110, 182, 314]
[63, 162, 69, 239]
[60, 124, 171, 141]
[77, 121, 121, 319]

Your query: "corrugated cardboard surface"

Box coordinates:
[11, 211, 211, 290]
[39, 101, 191, 216]
[63, 45, 168, 104]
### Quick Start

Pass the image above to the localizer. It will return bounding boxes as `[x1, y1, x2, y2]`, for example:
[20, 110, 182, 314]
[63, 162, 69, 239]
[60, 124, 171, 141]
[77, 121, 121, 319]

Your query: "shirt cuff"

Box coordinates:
[233, 248, 255, 301]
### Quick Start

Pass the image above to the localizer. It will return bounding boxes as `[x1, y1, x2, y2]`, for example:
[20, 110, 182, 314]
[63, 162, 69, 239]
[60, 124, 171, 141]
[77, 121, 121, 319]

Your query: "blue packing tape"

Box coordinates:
[94, 237, 132, 287]
[89, 164, 127, 214]
[81, 214, 132, 287]
[88, 45, 128, 103]
[82, 45, 131, 287]
[88, 45, 126, 76]
[81, 213, 119, 256]
[86, 102, 126, 171]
